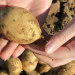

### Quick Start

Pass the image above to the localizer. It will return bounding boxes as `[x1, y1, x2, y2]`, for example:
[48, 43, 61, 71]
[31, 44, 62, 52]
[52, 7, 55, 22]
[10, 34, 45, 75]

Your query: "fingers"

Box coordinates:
[0, 1, 6, 11]
[34, 53, 75, 67]
[26, 44, 46, 55]
[0, 34, 25, 60]
[26, 40, 75, 59]
[0, 42, 19, 60]
[46, 40, 75, 59]
[45, 17, 75, 53]
[0, 35, 8, 52]
[12, 45, 25, 57]
[50, 40, 75, 59]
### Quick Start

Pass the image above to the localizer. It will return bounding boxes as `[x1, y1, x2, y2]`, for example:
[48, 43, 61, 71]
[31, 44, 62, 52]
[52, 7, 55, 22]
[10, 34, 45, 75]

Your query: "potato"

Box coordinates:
[38, 59, 47, 65]
[38, 60, 51, 73]
[57, 60, 75, 75]
[61, 60, 75, 74]
[0, 6, 41, 44]
[5, 57, 22, 75]
[39, 64, 51, 73]
[57, 69, 73, 75]
[0, 70, 8, 75]
[21, 49, 38, 72]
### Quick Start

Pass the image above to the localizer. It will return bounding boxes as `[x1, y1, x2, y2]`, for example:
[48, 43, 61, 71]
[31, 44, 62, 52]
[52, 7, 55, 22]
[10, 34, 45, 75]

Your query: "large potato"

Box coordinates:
[0, 6, 41, 44]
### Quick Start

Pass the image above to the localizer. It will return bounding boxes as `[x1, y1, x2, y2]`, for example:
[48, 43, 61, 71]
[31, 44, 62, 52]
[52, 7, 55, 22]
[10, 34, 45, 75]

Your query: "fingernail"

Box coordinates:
[45, 42, 55, 54]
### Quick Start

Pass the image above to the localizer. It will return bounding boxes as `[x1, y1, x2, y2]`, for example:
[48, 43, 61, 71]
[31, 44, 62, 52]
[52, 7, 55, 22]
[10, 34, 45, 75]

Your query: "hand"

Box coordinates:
[26, 16, 75, 67]
[0, 0, 52, 60]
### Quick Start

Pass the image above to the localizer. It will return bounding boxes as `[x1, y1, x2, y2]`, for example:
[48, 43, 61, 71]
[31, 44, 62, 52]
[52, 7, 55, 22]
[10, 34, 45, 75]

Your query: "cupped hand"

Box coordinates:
[0, 0, 52, 60]
[26, 16, 75, 67]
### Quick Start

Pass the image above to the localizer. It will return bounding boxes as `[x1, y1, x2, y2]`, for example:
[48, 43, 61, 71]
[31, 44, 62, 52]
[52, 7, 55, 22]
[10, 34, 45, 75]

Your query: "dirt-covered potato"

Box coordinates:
[0, 70, 8, 75]
[39, 64, 51, 73]
[5, 57, 22, 75]
[21, 49, 38, 72]
[57, 69, 73, 75]
[38, 59, 51, 73]
[57, 60, 75, 75]
[61, 60, 75, 74]
[0, 6, 41, 44]
[38, 59, 46, 65]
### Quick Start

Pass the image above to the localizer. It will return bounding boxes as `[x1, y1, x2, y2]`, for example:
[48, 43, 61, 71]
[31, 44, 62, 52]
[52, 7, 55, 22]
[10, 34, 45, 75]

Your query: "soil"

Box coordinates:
[0, 0, 75, 75]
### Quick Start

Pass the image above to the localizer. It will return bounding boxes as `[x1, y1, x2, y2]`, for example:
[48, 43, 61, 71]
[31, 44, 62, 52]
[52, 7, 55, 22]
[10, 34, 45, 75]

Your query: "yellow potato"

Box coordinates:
[0, 6, 41, 44]
[39, 64, 51, 73]
[21, 49, 38, 72]
[38, 59, 51, 73]
[57, 69, 73, 75]
[5, 57, 22, 75]
[0, 70, 8, 75]
[38, 59, 47, 65]
[61, 60, 75, 74]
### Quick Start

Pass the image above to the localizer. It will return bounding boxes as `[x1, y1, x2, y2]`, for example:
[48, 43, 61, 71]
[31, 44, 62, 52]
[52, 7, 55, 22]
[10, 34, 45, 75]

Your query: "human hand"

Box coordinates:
[0, 0, 52, 60]
[26, 16, 75, 67]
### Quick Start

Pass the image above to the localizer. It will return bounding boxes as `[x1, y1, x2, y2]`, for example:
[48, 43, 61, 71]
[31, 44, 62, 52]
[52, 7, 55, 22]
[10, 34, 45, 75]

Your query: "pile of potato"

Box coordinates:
[0, 49, 51, 75]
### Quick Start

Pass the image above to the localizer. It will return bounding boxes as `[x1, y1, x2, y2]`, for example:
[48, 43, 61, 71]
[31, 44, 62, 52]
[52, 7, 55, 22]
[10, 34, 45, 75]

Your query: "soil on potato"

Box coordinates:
[0, 0, 75, 75]
[20, 0, 75, 75]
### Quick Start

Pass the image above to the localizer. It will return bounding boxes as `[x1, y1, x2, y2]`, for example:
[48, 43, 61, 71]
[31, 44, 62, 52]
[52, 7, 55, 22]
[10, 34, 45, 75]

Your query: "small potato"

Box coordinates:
[57, 69, 73, 75]
[38, 60, 51, 73]
[61, 60, 75, 74]
[0, 70, 8, 75]
[0, 6, 41, 44]
[39, 64, 51, 73]
[5, 57, 22, 75]
[21, 49, 38, 72]
[38, 59, 47, 65]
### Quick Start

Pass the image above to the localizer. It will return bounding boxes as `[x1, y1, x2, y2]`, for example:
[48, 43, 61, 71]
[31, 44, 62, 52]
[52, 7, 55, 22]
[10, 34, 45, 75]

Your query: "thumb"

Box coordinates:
[45, 17, 75, 54]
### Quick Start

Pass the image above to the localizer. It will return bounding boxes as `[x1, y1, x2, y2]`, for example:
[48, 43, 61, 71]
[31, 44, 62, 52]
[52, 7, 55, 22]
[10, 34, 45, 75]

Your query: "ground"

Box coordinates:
[21, 0, 75, 75]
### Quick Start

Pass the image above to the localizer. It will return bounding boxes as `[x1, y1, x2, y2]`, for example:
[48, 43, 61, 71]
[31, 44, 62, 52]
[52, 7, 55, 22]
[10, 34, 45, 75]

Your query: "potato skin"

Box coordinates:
[61, 60, 75, 74]
[38, 60, 51, 73]
[57, 69, 73, 75]
[0, 70, 8, 75]
[38, 59, 47, 65]
[21, 49, 38, 72]
[5, 57, 22, 75]
[0, 6, 41, 44]
[39, 65, 51, 73]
